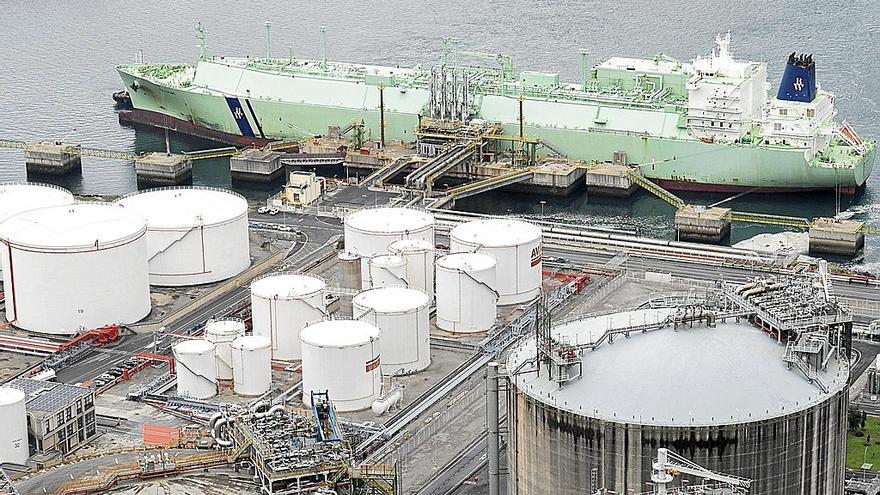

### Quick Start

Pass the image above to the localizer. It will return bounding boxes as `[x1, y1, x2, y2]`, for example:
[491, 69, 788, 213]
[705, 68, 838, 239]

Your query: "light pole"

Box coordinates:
[539, 200, 546, 216]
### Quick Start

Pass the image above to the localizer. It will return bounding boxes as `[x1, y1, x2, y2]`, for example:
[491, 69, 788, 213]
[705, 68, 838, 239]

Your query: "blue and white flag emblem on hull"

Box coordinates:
[225, 97, 255, 137]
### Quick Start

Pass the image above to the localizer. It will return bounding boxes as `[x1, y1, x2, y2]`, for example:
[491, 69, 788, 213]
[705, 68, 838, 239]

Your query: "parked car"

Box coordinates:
[268, 208, 280, 215]
[543, 256, 569, 264]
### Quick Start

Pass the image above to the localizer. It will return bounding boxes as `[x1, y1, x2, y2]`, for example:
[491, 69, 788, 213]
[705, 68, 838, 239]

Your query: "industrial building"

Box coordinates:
[283, 171, 324, 206]
[505, 275, 851, 495]
[5, 378, 96, 457]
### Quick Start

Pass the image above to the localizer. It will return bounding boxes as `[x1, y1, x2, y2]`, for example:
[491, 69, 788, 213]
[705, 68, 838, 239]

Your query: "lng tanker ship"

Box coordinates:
[116, 28, 875, 194]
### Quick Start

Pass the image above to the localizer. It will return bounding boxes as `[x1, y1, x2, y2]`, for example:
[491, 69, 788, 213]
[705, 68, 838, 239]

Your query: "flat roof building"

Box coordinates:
[6, 378, 97, 457]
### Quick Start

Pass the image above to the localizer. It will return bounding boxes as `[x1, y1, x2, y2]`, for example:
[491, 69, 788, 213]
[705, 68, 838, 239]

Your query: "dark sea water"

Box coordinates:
[0, 1, 877, 268]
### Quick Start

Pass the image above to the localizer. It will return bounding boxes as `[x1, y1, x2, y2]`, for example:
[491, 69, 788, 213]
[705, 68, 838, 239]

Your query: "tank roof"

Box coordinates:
[451, 218, 541, 247]
[345, 207, 434, 234]
[300, 320, 380, 347]
[251, 273, 326, 299]
[369, 254, 406, 267]
[437, 252, 497, 271]
[232, 335, 271, 350]
[0, 203, 146, 251]
[353, 287, 430, 313]
[0, 182, 74, 223]
[389, 238, 434, 252]
[116, 186, 247, 228]
[507, 309, 848, 426]
[0, 386, 25, 406]
[206, 319, 245, 336]
[174, 339, 215, 354]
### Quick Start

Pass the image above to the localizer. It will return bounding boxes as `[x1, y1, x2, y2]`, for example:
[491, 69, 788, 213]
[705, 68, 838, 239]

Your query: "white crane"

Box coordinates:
[651, 448, 752, 494]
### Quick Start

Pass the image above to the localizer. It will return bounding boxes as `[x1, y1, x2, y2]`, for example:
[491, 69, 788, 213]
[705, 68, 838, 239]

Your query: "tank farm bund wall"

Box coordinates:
[507, 386, 849, 495]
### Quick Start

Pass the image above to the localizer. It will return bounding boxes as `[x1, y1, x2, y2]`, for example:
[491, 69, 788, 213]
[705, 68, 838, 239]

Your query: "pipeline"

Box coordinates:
[212, 417, 233, 447]
[256, 404, 285, 418]
[208, 411, 223, 429]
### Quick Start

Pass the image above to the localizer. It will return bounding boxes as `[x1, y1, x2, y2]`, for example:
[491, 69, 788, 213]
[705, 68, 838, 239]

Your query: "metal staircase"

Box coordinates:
[624, 168, 684, 208]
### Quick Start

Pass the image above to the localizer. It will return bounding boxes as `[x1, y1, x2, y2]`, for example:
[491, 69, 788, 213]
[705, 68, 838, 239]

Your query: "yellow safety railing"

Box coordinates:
[624, 169, 685, 208]
[444, 169, 533, 198]
[729, 211, 812, 229]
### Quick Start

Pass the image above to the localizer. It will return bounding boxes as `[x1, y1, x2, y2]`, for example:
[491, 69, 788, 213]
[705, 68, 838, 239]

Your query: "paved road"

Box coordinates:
[414, 433, 489, 495]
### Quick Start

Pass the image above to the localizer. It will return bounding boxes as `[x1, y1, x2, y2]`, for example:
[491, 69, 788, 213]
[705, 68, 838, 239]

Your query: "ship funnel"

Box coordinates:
[776, 52, 817, 102]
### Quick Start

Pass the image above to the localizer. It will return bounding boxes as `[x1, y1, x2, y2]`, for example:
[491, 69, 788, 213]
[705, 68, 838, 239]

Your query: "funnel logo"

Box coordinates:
[365, 356, 380, 372]
[530, 244, 543, 267]
[793, 78, 804, 92]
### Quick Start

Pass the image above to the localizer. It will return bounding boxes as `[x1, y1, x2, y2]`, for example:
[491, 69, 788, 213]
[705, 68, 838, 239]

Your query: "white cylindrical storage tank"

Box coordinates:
[0, 183, 76, 276]
[231, 335, 272, 396]
[343, 207, 435, 259]
[450, 219, 542, 305]
[116, 186, 250, 286]
[353, 287, 431, 375]
[389, 239, 435, 302]
[300, 320, 381, 412]
[0, 182, 75, 223]
[205, 318, 246, 380]
[363, 254, 408, 289]
[0, 387, 28, 465]
[436, 253, 498, 333]
[250, 273, 327, 361]
[0, 203, 150, 334]
[173, 339, 217, 399]
[338, 251, 362, 291]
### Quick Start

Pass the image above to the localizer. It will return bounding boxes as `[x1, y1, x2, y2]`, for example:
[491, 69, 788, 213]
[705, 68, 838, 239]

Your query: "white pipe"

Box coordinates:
[212, 417, 233, 447]
[208, 411, 223, 429]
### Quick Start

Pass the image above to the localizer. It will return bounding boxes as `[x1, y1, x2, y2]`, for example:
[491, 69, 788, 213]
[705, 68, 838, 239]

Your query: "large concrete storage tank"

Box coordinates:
[450, 219, 542, 305]
[436, 253, 498, 333]
[363, 254, 408, 289]
[173, 339, 218, 399]
[0, 387, 28, 465]
[0, 183, 75, 276]
[205, 318, 246, 380]
[116, 187, 250, 286]
[0, 203, 150, 334]
[300, 320, 381, 412]
[353, 287, 431, 374]
[231, 335, 272, 396]
[250, 272, 327, 360]
[389, 239, 435, 301]
[506, 309, 849, 495]
[343, 207, 435, 259]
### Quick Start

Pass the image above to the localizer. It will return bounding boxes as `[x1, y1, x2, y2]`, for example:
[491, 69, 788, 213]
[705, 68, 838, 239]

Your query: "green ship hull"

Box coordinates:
[116, 34, 875, 194]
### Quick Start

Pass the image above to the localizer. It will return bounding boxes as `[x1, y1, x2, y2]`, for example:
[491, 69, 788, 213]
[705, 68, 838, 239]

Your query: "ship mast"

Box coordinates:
[265, 21, 272, 59]
[196, 22, 207, 62]
[319, 26, 327, 69]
